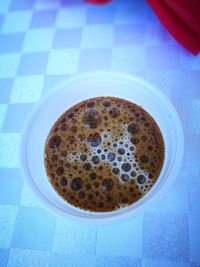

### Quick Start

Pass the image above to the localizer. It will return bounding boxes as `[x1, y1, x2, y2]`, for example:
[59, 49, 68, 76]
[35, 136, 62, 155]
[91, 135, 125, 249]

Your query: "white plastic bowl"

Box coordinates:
[20, 71, 184, 224]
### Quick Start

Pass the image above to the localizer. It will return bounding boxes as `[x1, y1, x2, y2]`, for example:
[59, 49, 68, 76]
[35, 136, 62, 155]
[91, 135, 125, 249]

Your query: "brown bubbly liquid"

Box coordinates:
[44, 97, 165, 212]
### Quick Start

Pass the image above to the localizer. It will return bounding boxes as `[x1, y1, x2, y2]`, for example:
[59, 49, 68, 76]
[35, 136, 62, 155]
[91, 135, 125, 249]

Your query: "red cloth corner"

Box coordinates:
[147, 0, 200, 55]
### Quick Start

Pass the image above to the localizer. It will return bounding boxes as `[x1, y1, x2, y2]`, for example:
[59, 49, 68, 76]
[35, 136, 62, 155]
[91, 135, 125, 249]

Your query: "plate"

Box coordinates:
[20, 71, 184, 224]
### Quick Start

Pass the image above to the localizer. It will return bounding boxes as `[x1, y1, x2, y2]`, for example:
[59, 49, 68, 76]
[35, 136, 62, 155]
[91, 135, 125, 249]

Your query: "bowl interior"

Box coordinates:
[20, 72, 184, 223]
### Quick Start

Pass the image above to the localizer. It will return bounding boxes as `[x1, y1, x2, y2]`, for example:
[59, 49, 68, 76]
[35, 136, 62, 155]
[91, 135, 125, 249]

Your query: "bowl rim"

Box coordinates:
[20, 71, 184, 224]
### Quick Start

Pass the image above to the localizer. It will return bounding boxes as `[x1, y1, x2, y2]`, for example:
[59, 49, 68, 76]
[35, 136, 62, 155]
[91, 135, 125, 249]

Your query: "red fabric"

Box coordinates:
[84, 0, 111, 4]
[147, 0, 200, 55]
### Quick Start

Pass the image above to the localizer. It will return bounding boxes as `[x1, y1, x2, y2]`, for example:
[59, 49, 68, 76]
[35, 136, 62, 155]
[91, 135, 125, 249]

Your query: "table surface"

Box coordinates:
[0, 0, 200, 266]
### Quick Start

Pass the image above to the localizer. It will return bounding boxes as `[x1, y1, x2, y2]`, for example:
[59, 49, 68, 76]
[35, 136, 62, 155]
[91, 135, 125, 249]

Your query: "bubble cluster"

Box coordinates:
[44, 97, 165, 212]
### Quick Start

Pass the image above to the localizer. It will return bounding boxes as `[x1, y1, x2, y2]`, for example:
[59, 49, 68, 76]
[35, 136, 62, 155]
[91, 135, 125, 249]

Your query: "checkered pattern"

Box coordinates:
[0, 0, 200, 266]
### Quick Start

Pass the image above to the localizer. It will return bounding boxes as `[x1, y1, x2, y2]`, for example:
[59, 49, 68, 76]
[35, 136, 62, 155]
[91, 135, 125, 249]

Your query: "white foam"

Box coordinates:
[64, 126, 151, 194]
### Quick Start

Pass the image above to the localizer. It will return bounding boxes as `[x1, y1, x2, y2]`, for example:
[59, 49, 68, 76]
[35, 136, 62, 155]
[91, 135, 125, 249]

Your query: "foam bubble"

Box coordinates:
[90, 173, 97, 180]
[118, 148, 125, 155]
[80, 154, 87, 161]
[60, 177, 67, 186]
[87, 133, 101, 147]
[102, 178, 114, 191]
[137, 175, 146, 184]
[121, 174, 129, 182]
[127, 123, 140, 134]
[140, 155, 149, 164]
[121, 163, 131, 172]
[71, 177, 83, 191]
[92, 156, 100, 164]
[56, 167, 64, 175]
[48, 135, 61, 149]
[108, 152, 115, 162]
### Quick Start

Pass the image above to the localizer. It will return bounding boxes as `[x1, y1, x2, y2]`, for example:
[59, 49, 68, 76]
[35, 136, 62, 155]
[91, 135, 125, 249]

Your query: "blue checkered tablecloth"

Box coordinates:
[0, 0, 200, 266]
